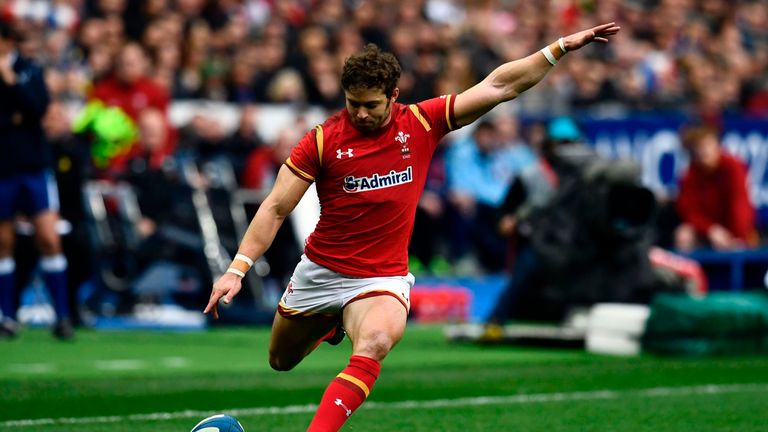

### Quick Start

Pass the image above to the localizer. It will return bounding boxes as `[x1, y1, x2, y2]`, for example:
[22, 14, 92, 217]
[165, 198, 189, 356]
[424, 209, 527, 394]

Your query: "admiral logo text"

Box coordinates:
[343, 167, 413, 193]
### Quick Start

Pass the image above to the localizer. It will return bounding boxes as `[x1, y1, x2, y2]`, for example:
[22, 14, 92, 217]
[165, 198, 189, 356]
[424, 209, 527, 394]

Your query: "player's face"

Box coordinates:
[344, 87, 398, 132]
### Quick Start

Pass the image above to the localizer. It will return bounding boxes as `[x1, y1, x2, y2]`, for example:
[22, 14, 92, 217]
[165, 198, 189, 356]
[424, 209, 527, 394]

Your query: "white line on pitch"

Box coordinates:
[4, 357, 191, 375]
[94, 359, 147, 370]
[1, 383, 766, 428]
[5, 363, 57, 374]
[93, 357, 190, 370]
[161, 357, 190, 368]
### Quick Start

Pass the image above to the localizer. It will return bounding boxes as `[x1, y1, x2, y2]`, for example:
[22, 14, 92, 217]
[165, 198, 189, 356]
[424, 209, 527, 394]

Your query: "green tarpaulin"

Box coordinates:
[643, 292, 768, 356]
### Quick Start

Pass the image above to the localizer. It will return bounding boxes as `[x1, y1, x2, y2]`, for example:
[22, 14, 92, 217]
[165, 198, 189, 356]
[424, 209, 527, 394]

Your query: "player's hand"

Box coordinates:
[562, 22, 621, 51]
[204, 272, 243, 320]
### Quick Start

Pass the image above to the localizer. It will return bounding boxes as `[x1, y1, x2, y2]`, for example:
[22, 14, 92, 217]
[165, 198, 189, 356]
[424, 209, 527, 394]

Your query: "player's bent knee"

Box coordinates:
[354, 330, 396, 361]
[268, 352, 300, 372]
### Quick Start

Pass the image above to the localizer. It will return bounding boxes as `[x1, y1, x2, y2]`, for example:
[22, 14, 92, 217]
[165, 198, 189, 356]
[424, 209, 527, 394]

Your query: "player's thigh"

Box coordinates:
[343, 295, 408, 360]
[269, 312, 337, 358]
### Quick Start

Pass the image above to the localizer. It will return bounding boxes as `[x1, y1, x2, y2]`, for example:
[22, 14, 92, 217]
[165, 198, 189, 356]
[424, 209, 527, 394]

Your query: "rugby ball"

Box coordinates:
[190, 414, 245, 432]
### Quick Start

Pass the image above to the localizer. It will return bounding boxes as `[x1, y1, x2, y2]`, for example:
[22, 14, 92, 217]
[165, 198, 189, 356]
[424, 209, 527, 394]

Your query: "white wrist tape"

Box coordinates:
[558, 37, 567, 53]
[226, 268, 246, 278]
[541, 46, 557, 65]
[234, 253, 254, 267]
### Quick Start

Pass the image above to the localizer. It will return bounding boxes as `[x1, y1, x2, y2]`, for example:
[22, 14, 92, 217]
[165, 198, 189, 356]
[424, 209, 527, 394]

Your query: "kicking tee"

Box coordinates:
[286, 95, 458, 277]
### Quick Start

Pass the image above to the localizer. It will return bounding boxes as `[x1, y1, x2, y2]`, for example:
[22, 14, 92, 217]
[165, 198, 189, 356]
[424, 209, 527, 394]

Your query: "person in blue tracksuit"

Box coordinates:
[0, 21, 73, 339]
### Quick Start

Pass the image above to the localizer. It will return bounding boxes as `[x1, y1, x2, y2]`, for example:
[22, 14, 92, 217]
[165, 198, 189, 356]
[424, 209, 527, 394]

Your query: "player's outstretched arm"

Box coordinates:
[204, 164, 311, 319]
[453, 22, 620, 127]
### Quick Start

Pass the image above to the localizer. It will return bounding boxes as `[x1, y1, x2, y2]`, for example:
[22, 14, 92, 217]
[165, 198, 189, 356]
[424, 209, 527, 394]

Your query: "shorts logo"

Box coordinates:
[343, 166, 413, 193]
[281, 282, 294, 303]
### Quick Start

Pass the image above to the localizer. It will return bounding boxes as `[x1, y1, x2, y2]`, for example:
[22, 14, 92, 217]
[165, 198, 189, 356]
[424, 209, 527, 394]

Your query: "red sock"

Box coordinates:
[307, 355, 381, 432]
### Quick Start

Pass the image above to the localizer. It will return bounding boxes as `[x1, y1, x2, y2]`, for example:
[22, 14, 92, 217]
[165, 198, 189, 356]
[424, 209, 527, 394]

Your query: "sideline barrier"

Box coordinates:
[684, 248, 768, 291]
[410, 285, 472, 323]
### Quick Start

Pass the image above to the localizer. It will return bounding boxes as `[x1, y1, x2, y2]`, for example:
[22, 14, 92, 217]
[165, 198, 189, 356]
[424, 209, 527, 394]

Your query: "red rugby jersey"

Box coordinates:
[285, 95, 458, 277]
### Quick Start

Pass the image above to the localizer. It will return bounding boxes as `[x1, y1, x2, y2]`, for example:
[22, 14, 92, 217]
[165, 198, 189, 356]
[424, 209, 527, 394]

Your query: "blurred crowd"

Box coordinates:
[2, 0, 767, 116]
[2, 0, 767, 320]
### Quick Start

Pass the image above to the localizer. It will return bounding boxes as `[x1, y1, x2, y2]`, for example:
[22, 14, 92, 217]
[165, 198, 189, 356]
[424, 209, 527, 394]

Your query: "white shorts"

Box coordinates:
[277, 254, 415, 319]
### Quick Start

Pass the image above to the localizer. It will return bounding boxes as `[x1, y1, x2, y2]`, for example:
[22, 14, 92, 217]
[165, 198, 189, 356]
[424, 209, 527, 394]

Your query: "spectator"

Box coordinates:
[484, 118, 575, 330]
[177, 112, 228, 162]
[496, 120, 561, 249]
[266, 68, 306, 104]
[45, 101, 93, 327]
[409, 143, 451, 275]
[225, 104, 264, 182]
[242, 128, 296, 193]
[484, 117, 659, 333]
[674, 125, 758, 252]
[0, 21, 73, 339]
[90, 42, 170, 121]
[225, 48, 258, 103]
[124, 107, 183, 245]
[117, 106, 209, 311]
[302, 51, 344, 109]
[445, 119, 536, 272]
[84, 41, 174, 174]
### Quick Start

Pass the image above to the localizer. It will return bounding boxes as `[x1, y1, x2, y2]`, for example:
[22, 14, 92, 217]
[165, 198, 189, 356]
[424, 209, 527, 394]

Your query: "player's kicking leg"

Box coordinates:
[307, 295, 407, 431]
[268, 312, 339, 371]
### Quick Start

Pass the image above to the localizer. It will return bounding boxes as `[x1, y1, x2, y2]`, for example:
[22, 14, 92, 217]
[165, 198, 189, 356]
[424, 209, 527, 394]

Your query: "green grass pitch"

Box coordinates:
[1, 325, 767, 431]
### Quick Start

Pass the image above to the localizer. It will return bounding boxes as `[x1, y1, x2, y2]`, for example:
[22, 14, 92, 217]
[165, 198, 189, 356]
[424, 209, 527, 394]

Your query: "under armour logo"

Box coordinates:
[395, 131, 410, 144]
[337, 148, 354, 159]
[334, 398, 352, 417]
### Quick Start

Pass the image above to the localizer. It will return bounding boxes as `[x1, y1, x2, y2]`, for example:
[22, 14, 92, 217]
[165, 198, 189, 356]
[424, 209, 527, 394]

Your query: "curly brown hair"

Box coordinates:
[341, 43, 401, 97]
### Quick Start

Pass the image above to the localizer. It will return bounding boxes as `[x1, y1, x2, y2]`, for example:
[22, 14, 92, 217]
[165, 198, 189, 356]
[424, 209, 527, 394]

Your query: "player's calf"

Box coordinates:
[269, 325, 344, 371]
[307, 355, 381, 431]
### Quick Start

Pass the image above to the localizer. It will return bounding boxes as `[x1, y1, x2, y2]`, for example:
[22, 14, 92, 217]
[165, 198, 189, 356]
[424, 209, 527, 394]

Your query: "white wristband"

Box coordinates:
[541, 46, 557, 65]
[226, 268, 245, 278]
[234, 253, 254, 267]
[558, 37, 567, 53]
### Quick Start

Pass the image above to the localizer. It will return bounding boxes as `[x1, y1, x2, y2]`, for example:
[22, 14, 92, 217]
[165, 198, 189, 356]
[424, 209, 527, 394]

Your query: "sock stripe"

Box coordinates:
[332, 377, 367, 400]
[336, 372, 370, 397]
[40, 254, 67, 272]
[0, 258, 14, 274]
